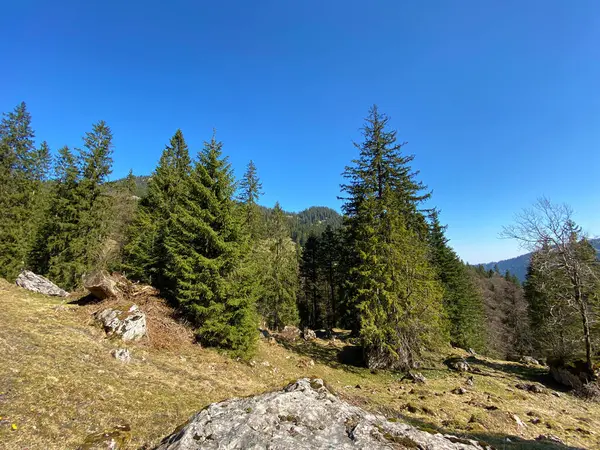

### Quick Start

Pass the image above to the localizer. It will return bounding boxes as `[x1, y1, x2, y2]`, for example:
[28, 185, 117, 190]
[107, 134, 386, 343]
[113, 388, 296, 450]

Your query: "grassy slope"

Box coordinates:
[0, 280, 599, 450]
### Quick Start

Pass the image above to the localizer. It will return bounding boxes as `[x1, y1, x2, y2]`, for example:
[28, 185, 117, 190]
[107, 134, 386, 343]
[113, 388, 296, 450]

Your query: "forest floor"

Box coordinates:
[1, 278, 599, 450]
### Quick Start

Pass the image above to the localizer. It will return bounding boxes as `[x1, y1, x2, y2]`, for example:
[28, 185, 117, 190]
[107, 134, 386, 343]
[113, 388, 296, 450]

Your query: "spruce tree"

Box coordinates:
[318, 226, 342, 328]
[238, 160, 264, 239]
[255, 202, 299, 330]
[122, 130, 191, 287]
[0, 102, 46, 280]
[165, 133, 257, 355]
[32, 146, 83, 287]
[73, 121, 115, 274]
[428, 210, 486, 352]
[299, 234, 323, 328]
[341, 106, 446, 369]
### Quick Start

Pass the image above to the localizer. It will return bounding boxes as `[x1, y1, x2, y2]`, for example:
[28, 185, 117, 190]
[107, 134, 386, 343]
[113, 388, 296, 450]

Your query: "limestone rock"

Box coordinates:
[446, 358, 471, 373]
[535, 434, 565, 445]
[401, 371, 426, 384]
[515, 383, 544, 394]
[111, 348, 131, 363]
[519, 356, 540, 366]
[155, 378, 490, 450]
[549, 361, 595, 390]
[94, 305, 146, 341]
[302, 328, 317, 341]
[15, 270, 68, 297]
[451, 387, 468, 395]
[84, 270, 120, 300]
[277, 325, 301, 341]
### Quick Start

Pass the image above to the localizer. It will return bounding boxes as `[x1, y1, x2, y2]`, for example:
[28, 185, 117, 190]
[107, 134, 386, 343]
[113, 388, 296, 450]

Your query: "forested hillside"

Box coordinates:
[115, 174, 343, 246]
[1, 101, 599, 377]
[482, 238, 600, 282]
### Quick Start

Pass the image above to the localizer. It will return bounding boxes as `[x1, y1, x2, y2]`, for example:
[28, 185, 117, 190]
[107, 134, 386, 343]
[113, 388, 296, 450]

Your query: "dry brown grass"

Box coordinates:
[1, 279, 600, 449]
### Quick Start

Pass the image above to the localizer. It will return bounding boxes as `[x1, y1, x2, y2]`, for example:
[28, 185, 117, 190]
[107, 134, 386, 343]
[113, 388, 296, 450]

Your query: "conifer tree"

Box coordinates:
[0, 102, 47, 280]
[165, 133, 257, 355]
[341, 106, 446, 369]
[318, 225, 343, 328]
[256, 202, 299, 330]
[428, 211, 486, 351]
[31, 146, 83, 287]
[238, 160, 264, 239]
[122, 130, 191, 287]
[73, 121, 115, 274]
[299, 234, 323, 328]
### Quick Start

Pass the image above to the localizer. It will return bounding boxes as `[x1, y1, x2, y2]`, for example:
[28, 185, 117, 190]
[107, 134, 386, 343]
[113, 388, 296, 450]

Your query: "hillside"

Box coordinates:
[482, 238, 600, 282]
[2, 280, 599, 449]
[117, 174, 343, 246]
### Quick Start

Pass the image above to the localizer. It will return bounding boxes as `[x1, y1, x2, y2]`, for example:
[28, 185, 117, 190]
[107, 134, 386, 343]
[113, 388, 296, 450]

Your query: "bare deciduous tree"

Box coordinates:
[502, 198, 599, 372]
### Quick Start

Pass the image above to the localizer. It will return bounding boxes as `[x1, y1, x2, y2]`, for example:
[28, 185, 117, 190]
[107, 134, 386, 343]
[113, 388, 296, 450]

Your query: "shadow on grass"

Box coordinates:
[465, 356, 576, 395]
[279, 339, 367, 373]
[375, 406, 584, 450]
[68, 293, 103, 306]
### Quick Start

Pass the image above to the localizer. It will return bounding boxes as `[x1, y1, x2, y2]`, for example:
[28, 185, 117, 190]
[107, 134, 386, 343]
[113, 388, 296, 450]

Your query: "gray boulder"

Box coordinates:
[155, 378, 490, 450]
[94, 305, 147, 341]
[15, 270, 68, 297]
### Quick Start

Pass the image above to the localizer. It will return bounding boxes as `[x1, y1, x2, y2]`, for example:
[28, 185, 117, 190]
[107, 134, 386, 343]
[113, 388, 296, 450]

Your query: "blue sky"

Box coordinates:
[2, 1, 599, 263]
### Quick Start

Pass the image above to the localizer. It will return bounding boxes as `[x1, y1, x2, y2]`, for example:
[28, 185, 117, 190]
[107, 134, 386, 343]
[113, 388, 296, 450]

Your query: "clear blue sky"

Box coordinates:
[2, 0, 599, 264]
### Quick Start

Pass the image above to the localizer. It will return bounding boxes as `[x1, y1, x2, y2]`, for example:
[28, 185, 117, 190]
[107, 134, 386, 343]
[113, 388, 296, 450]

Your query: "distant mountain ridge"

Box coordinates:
[481, 237, 600, 282]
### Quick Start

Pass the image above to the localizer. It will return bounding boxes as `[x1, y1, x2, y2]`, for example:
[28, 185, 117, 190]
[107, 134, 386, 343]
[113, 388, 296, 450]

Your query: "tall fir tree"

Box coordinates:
[74, 121, 115, 274]
[0, 102, 49, 280]
[299, 234, 323, 329]
[122, 130, 191, 288]
[165, 133, 257, 355]
[428, 210, 486, 352]
[238, 160, 264, 239]
[318, 225, 342, 328]
[30, 146, 83, 287]
[341, 106, 446, 369]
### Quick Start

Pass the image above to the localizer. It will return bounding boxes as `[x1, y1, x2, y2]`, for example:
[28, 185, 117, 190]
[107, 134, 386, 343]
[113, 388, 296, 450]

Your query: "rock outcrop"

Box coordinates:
[15, 270, 68, 297]
[549, 360, 597, 390]
[155, 378, 490, 450]
[94, 305, 147, 341]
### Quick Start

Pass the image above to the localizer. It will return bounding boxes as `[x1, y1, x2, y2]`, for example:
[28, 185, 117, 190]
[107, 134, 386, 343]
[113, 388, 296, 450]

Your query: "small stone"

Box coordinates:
[302, 328, 317, 341]
[520, 356, 540, 366]
[536, 434, 565, 444]
[401, 371, 426, 384]
[111, 348, 131, 363]
[551, 391, 561, 397]
[512, 414, 526, 428]
[515, 383, 544, 394]
[451, 387, 467, 395]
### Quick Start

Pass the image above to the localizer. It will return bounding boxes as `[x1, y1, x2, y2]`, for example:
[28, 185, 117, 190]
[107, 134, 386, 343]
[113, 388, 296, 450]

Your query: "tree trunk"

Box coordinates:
[575, 284, 593, 373]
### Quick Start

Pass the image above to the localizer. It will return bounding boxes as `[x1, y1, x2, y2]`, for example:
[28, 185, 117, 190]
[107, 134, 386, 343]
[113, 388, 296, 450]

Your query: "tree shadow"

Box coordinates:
[279, 339, 366, 373]
[67, 293, 103, 306]
[461, 356, 570, 392]
[375, 406, 585, 450]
